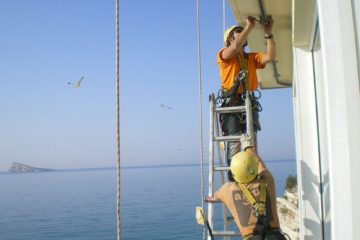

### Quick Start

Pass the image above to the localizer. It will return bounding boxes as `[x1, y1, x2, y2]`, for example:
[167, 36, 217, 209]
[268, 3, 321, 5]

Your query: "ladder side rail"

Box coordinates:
[207, 94, 249, 239]
[214, 111, 230, 239]
[245, 91, 254, 145]
[207, 94, 216, 240]
[215, 113, 226, 182]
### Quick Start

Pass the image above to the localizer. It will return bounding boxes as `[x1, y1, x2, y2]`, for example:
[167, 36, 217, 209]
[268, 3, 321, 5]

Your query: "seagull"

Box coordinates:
[157, 103, 173, 111]
[68, 76, 84, 88]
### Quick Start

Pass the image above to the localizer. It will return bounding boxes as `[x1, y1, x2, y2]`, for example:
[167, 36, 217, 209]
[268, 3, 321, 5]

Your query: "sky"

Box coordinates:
[0, 0, 295, 171]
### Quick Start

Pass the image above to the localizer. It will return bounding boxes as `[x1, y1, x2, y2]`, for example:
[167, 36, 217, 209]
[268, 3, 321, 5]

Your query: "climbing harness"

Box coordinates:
[237, 180, 267, 218]
[216, 51, 262, 111]
[238, 180, 283, 240]
[237, 180, 290, 240]
[216, 70, 248, 106]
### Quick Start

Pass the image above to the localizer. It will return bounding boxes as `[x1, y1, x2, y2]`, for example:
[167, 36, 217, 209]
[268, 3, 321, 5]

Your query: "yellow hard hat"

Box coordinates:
[223, 25, 243, 46]
[230, 151, 258, 183]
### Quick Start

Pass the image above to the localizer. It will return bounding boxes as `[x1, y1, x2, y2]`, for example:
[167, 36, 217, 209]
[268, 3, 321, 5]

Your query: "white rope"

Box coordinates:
[195, 0, 205, 239]
[115, 0, 121, 239]
[222, 0, 226, 34]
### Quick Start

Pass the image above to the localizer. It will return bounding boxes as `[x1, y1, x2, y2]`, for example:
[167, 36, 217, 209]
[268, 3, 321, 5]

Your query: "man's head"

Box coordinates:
[223, 25, 244, 47]
[230, 151, 258, 183]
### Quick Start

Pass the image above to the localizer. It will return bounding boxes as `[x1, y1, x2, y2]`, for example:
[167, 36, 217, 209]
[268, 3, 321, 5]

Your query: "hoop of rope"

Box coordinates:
[195, 0, 205, 239]
[115, 0, 121, 239]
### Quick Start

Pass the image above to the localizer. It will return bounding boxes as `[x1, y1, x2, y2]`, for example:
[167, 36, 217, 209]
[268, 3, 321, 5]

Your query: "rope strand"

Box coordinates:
[115, 0, 121, 239]
[222, 0, 226, 34]
[196, 0, 205, 239]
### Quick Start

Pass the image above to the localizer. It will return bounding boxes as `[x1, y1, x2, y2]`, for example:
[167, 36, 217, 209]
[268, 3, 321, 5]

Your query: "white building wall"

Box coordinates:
[352, 0, 360, 75]
[294, 0, 360, 239]
[311, 28, 332, 240]
[317, 0, 360, 239]
[293, 47, 324, 240]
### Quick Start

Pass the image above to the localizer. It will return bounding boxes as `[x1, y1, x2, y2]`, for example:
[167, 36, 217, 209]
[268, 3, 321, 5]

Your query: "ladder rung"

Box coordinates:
[215, 106, 246, 113]
[212, 231, 241, 236]
[214, 136, 241, 142]
[214, 166, 230, 171]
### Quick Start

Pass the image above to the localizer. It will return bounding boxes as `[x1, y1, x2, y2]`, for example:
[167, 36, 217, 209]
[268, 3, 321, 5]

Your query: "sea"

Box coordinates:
[0, 160, 296, 240]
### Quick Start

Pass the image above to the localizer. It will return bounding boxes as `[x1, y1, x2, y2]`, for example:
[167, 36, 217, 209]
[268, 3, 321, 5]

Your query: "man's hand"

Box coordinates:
[260, 15, 276, 64]
[264, 16, 273, 35]
[244, 16, 256, 30]
[205, 197, 221, 202]
[240, 133, 254, 151]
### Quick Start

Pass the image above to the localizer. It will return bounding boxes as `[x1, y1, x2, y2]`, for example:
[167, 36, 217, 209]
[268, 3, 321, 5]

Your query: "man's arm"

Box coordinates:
[206, 196, 221, 202]
[261, 16, 276, 65]
[222, 17, 256, 60]
[205, 189, 223, 202]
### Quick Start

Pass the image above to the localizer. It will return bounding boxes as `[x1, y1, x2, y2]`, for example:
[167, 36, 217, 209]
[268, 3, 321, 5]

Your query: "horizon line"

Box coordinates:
[0, 159, 295, 173]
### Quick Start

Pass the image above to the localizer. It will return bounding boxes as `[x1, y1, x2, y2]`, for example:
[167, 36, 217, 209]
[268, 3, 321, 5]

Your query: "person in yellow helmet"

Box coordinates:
[217, 16, 276, 181]
[207, 150, 287, 240]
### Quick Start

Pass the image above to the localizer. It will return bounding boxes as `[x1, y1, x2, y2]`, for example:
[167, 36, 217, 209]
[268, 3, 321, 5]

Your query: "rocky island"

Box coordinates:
[8, 162, 54, 173]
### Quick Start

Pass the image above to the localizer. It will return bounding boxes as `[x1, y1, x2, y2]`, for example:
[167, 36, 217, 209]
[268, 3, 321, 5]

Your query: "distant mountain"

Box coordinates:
[8, 162, 54, 173]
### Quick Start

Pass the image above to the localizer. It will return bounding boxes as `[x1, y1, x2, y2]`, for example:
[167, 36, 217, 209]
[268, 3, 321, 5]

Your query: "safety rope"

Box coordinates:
[222, 0, 226, 35]
[115, 0, 121, 239]
[195, 0, 205, 239]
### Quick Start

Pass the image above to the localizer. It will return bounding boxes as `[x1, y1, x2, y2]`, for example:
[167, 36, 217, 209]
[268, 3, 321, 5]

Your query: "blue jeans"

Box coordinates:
[220, 96, 261, 181]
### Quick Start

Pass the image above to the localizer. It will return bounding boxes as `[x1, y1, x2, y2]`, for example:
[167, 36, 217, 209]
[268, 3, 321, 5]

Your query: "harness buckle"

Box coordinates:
[253, 202, 266, 218]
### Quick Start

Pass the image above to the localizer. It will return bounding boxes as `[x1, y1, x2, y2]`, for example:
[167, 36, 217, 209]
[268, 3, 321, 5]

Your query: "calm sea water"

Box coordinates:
[0, 161, 296, 240]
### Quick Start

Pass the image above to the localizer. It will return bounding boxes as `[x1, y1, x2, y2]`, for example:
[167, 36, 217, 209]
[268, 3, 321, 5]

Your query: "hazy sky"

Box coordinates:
[0, 0, 295, 171]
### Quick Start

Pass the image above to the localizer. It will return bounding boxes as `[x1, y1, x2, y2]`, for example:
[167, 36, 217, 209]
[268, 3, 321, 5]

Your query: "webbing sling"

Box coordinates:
[237, 180, 267, 216]
[236, 53, 249, 91]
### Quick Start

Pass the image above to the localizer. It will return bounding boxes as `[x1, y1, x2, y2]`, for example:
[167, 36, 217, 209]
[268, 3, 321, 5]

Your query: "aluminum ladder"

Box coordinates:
[206, 89, 255, 239]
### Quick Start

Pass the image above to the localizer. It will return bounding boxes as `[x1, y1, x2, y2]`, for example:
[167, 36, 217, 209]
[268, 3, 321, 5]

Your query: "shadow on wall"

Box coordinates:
[300, 160, 330, 240]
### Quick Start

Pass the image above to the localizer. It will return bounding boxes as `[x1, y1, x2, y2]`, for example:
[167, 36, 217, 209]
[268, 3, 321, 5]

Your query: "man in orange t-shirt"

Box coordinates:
[217, 16, 276, 180]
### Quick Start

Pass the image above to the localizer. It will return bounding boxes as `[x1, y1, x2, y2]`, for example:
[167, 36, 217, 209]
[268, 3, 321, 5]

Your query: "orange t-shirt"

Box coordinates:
[217, 49, 265, 93]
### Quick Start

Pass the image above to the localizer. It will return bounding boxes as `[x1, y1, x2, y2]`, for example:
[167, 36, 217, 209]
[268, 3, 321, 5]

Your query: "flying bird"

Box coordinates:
[157, 103, 173, 111]
[68, 76, 84, 88]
